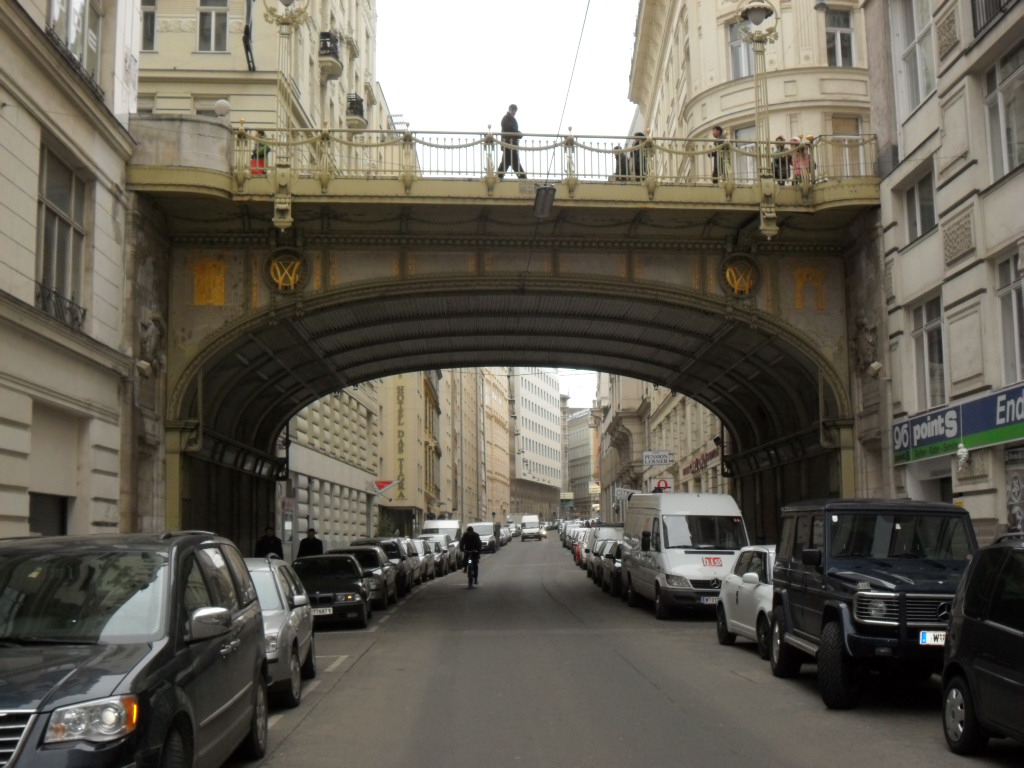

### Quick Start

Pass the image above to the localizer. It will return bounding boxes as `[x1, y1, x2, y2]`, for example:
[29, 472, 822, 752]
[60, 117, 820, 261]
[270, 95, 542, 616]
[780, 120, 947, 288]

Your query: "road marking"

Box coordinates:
[269, 714, 283, 729]
[325, 654, 349, 673]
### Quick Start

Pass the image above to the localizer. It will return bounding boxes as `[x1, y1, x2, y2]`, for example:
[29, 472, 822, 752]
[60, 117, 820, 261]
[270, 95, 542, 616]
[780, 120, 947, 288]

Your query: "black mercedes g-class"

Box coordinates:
[769, 499, 978, 709]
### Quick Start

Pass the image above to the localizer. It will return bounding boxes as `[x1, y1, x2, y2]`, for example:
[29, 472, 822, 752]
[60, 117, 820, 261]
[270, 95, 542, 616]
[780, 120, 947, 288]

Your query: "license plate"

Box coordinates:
[700, 596, 719, 605]
[312, 607, 333, 617]
[920, 631, 945, 645]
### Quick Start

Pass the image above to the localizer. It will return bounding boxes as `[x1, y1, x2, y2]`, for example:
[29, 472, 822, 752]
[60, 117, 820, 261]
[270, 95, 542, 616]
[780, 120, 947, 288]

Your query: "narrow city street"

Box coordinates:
[234, 537, 1023, 768]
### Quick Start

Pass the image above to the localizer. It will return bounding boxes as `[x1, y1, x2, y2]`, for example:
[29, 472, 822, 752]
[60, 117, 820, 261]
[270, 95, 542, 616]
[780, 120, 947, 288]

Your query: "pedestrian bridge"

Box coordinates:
[127, 117, 881, 540]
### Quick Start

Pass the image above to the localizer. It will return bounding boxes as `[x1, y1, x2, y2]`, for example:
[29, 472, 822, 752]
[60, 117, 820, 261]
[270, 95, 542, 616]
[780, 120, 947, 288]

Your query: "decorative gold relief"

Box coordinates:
[794, 267, 826, 311]
[190, 260, 227, 306]
[266, 248, 308, 292]
[719, 255, 759, 296]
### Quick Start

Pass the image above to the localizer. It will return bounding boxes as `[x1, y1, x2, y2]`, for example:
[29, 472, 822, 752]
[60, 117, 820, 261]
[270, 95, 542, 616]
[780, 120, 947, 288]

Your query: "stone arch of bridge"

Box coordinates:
[165, 271, 852, 534]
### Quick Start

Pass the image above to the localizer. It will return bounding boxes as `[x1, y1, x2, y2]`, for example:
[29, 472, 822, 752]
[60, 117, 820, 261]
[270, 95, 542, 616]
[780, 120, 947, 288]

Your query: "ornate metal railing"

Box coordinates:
[232, 128, 878, 190]
[36, 283, 86, 331]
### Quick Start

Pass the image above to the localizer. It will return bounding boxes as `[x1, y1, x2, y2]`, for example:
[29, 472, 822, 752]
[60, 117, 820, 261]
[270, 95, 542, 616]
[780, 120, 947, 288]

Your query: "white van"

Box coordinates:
[621, 492, 749, 619]
[521, 514, 543, 541]
[421, 519, 462, 542]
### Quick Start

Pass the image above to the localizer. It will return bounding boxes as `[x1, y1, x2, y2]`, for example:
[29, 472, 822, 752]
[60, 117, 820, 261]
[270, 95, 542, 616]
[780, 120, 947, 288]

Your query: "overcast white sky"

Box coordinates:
[375, 0, 640, 138]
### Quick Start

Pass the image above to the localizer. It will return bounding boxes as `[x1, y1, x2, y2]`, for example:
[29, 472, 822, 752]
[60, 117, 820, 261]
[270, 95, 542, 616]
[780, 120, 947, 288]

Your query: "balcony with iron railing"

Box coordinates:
[36, 283, 86, 331]
[345, 94, 366, 130]
[318, 32, 342, 81]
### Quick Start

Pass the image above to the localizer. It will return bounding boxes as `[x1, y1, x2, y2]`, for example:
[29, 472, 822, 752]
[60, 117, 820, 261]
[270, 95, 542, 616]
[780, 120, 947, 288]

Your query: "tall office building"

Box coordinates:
[509, 368, 563, 521]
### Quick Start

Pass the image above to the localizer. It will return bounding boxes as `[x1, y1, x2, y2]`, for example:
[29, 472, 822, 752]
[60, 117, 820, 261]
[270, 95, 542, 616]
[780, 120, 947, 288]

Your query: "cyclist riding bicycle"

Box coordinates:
[459, 526, 482, 586]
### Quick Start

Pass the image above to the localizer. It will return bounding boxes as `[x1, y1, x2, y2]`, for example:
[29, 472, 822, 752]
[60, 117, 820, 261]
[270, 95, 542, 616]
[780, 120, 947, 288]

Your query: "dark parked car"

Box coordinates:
[328, 545, 399, 609]
[942, 531, 1024, 755]
[350, 537, 417, 595]
[0, 532, 269, 768]
[770, 499, 978, 709]
[293, 554, 372, 628]
[419, 533, 457, 573]
[245, 556, 316, 708]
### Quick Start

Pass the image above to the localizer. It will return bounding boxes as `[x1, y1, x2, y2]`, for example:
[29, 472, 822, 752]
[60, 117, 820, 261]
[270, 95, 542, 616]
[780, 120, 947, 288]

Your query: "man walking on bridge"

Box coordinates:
[497, 104, 527, 179]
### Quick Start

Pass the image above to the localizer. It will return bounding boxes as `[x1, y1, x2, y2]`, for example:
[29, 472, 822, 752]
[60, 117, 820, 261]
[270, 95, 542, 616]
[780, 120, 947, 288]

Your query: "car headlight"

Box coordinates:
[45, 695, 139, 744]
[265, 633, 280, 656]
[865, 599, 888, 618]
[665, 574, 692, 588]
[340, 592, 363, 602]
[365, 576, 381, 589]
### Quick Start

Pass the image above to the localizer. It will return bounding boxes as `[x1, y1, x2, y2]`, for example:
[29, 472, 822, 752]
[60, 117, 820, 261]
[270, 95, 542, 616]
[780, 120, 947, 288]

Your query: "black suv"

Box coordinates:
[941, 531, 1024, 754]
[770, 499, 977, 709]
[0, 532, 268, 768]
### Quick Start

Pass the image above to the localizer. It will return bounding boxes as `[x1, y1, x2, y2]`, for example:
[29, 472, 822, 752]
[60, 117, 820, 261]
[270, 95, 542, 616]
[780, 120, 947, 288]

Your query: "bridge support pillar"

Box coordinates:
[165, 425, 199, 531]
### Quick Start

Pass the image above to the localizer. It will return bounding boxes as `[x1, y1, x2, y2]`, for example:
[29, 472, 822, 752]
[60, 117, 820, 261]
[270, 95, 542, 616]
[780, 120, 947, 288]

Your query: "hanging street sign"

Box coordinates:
[643, 451, 673, 466]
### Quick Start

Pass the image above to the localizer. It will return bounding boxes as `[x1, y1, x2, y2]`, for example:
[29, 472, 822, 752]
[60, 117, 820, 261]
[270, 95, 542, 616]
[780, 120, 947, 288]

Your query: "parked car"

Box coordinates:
[470, 523, 499, 553]
[351, 537, 416, 595]
[411, 538, 435, 580]
[0, 532, 269, 768]
[602, 541, 625, 597]
[328, 545, 399, 609]
[589, 539, 615, 584]
[401, 536, 425, 584]
[245, 555, 317, 708]
[716, 545, 776, 659]
[427, 539, 449, 575]
[419, 533, 457, 573]
[941, 531, 1024, 755]
[293, 554, 372, 628]
[499, 525, 512, 546]
[770, 499, 978, 709]
[583, 525, 624, 574]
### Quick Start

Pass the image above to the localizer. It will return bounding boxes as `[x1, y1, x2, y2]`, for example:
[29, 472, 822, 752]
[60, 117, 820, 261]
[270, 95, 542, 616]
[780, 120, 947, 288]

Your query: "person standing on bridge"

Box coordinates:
[497, 104, 527, 179]
[709, 125, 727, 184]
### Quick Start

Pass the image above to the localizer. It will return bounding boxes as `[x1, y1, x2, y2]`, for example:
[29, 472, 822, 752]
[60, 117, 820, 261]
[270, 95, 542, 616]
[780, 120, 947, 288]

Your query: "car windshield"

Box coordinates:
[662, 514, 748, 549]
[0, 550, 168, 643]
[830, 513, 975, 560]
[250, 570, 284, 610]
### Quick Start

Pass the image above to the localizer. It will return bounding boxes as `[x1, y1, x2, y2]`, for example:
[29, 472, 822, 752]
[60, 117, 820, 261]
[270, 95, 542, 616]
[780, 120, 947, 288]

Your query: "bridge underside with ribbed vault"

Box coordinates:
[128, 122, 878, 543]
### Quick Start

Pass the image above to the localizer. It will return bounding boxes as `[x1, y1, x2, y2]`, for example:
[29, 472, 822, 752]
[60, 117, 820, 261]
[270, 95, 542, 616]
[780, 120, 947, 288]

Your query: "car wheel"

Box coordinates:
[626, 578, 640, 607]
[238, 676, 268, 759]
[611, 578, 622, 598]
[818, 620, 862, 709]
[159, 728, 188, 768]
[277, 648, 302, 709]
[601, 577, 610, 593]
[943, 675, 989, 755]
[755, 613, 771, 660]
[769, 605, 803, 678]
[654, 586, 671, 620]
[300, 633, 317, 680]
[716, 603, 736, 645]
[357, 605, 369, 629]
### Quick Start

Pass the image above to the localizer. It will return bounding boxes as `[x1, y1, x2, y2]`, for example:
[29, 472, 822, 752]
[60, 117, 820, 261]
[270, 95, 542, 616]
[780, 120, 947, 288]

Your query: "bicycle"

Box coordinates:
[464, 550, 480, 588]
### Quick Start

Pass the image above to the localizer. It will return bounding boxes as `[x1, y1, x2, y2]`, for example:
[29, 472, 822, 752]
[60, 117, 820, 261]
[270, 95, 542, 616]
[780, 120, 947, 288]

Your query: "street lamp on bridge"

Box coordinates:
[737, 0, 779, 239]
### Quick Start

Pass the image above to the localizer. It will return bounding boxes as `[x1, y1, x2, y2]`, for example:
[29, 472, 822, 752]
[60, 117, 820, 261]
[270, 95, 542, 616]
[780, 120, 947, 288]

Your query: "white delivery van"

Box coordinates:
[521, 514, 543, 541]
[621, 492, 749, 619]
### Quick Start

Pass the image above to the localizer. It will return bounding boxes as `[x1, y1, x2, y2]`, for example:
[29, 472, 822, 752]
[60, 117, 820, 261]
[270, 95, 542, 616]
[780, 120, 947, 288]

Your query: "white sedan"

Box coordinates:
[716, 544, 776, 659]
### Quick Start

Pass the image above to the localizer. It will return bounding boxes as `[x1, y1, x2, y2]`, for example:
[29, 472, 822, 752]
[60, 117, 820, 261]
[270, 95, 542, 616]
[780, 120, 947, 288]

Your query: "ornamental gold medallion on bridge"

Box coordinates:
[265, 248, 308, 293]
[719, 255, 760, 296]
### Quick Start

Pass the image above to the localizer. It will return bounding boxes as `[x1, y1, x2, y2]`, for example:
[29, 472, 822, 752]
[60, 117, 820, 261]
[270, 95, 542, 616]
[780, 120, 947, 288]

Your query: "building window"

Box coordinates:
[973, 0, 1022, 34]
[198, 0, 228, 52]
[142, 0, 156, 51]
[729, 22, 754, 80]
[985, 42, 1024, 181]
[892, 0, 936, 112]
[826, 10, 854, 67]
[36, 148, 87, 329]
[913, 297, 946, 410]
[49, 0, 102, 77]
[906, 173, 935, 241]
[998, 256, 1024, 385]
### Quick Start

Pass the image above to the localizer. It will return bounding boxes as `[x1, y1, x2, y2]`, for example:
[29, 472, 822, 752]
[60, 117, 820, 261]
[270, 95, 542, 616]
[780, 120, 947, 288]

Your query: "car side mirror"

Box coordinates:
[291, 594, 309, 608]
[188, 606, 231, 641]
[641, 531, 652, 552]
[802, 548, 823, 568]
[741, 572, 760, 585]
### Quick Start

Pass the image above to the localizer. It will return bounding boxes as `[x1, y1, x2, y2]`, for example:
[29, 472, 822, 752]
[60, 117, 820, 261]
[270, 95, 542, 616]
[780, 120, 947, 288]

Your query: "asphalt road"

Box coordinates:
[233, 535, 1024, 768]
